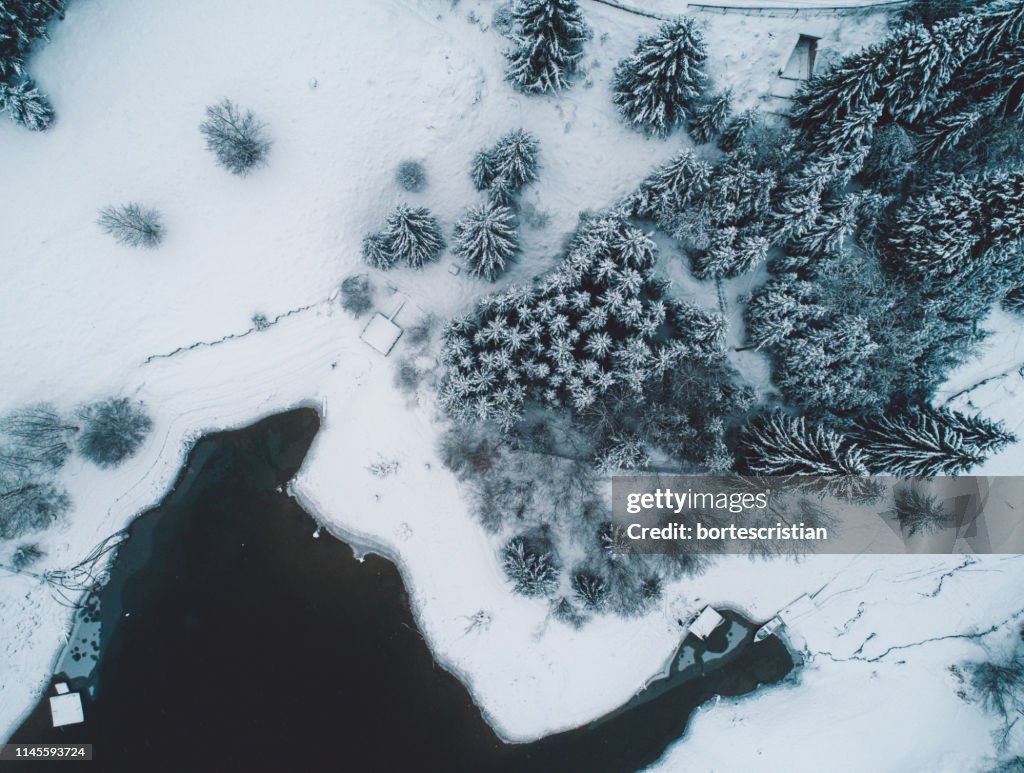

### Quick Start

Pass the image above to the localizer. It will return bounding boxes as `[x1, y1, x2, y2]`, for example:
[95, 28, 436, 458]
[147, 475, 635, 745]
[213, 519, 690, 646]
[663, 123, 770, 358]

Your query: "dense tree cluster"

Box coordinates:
[627, 147, 777, 279]
[612, 18, 708, 137]
[700, 2, 1024, 468]
[200, 99, 272, 176]
[0, 0, 63, 129]
[504, 0, 589, 94]
[361, 205, 445, 270]
[440, 214, 726, 430]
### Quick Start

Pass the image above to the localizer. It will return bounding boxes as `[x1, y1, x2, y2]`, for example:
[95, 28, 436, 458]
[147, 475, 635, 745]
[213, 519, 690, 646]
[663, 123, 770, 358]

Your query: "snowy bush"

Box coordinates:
[0, 78, 53, 130]
[200, 99, 271, 176]
[501, 535, 559, 597]
[0, 404, 77, 473]
[0, 475, 70, 541]
[395, 160, 426, 192]
[612, 18, 707, 137]
[452, 201, 518, 281]
[10, 542, 44, 572]
[251, 313, 270, 331]
[393, 358, 421, 394]
[505, 0, 589, 94]
[340, 274, 375, 316]
[76, 398, 153, 468]
[366, 457, 400, 478]
[97, 204, 164, 248]
[570, 567, 608, 610]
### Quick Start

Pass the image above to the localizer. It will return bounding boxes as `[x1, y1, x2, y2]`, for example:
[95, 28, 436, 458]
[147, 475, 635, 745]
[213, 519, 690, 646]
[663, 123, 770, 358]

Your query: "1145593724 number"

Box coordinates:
[0, 745, 93, 761]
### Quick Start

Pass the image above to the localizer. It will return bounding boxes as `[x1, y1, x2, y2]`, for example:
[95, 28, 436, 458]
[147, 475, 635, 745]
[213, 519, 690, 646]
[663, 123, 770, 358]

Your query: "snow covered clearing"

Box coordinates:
[1, 0, 1021, 769]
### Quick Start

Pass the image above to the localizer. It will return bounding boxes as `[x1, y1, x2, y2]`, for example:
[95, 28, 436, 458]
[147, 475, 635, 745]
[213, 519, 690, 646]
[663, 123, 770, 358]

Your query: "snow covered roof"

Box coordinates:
[360, 313, 403, 356]
[689, 606, 725, 640]
[49, 691, 84, 727]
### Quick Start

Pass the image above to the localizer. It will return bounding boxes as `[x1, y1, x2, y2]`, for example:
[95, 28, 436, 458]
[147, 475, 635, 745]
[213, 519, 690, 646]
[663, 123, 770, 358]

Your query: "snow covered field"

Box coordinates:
[1, 1, 1022, 770]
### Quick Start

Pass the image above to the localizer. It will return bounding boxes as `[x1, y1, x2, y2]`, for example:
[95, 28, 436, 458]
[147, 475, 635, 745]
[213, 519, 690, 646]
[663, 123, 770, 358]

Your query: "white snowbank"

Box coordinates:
[1, 1, 1021, 770]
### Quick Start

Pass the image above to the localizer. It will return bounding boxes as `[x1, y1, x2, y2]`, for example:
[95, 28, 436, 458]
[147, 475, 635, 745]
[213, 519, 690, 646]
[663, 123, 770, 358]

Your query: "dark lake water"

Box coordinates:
[7, 409, 793, 772]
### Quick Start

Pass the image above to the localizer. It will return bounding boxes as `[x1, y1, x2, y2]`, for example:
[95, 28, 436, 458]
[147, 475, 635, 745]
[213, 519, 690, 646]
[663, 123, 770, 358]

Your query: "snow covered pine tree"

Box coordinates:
[612, 18, 707, 137]
[0, 78, 53, 130]
[384, 205, 445, 268]
[471, 128, 541, 203]
[854, 407, 1015, 476]
[504, 0, 589, 94]
[453, 201, 519, 281]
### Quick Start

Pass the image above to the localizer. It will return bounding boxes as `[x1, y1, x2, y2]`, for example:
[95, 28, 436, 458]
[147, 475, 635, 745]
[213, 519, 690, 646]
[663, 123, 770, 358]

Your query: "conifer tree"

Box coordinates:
[629, 150, 712, 219]
[470, 129, 540, 201]
[453, 201, 519, 281]
[887, 486, 950, 537]
[718, 109, 760, 152]
[492, 128, 541, 192]
[916, 108, 981, 159]
[612, 18, 708, 136]
[1005, 284, 1024, 315]
[0, 78, 53, 130]
[740, 412, 868, 476]
[571, 567, 608, 609]
[853, 407, 1007, 476]
[471, 147, 498, 191]
[689, 89, 732, 144]
[502, 535, 559, 596]
[360, 233, 395, 270]
[0, 1, 64, 80]
[384, 205, 445, 268]
[886, 174, 981, 279]
[505, 0, 589, 94]
[923, 407, 1017, 452]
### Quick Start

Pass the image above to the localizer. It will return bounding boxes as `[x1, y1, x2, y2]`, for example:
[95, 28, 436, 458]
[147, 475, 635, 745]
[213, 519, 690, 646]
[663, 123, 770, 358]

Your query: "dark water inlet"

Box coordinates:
[7, 409, 792, 772]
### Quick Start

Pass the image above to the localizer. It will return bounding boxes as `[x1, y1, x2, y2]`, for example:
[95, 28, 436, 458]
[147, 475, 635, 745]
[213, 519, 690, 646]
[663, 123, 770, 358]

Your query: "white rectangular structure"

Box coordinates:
[689, 606, 725, 640]
[360, 313, 403, 356]
[49, 692, 84, 727]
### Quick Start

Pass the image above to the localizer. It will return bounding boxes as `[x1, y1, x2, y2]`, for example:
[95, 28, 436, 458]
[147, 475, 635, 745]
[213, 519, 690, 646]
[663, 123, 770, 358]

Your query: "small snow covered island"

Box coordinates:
[2, 0, 1024, 771]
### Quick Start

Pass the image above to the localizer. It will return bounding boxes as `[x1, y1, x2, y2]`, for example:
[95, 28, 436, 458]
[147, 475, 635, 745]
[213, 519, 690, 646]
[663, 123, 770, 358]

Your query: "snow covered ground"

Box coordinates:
[1, 1, 1021, 770]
